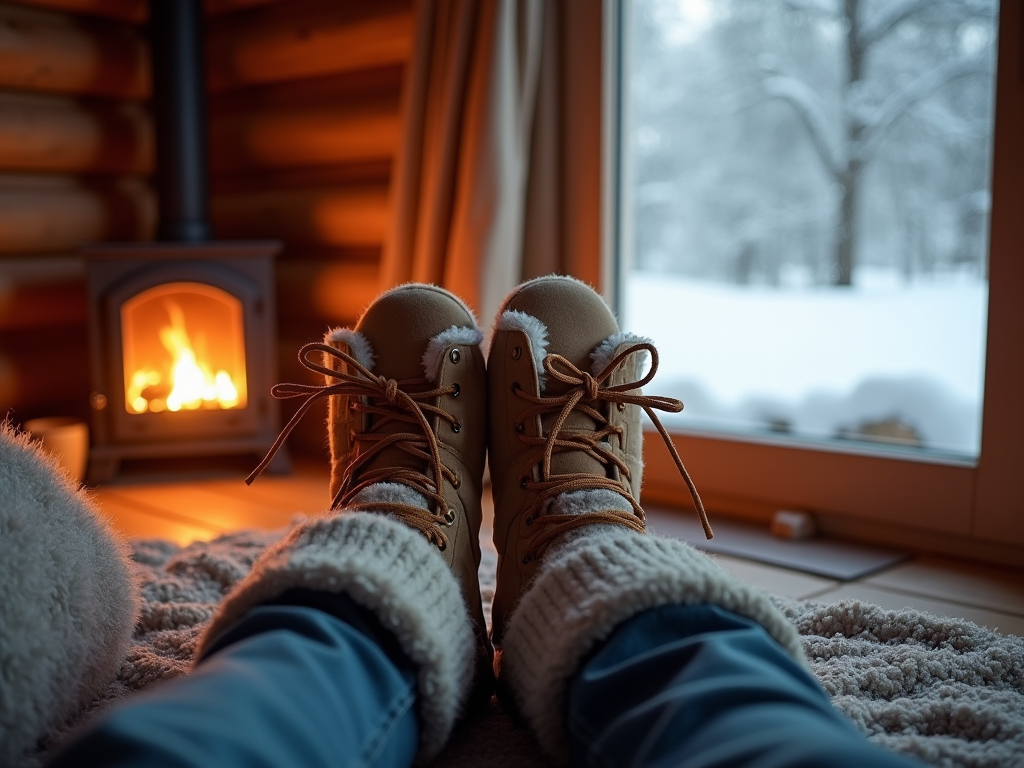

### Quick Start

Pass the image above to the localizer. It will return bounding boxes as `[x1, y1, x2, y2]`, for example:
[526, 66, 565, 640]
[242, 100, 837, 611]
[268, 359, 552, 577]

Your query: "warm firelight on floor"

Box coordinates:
[126, 301, 241, 413]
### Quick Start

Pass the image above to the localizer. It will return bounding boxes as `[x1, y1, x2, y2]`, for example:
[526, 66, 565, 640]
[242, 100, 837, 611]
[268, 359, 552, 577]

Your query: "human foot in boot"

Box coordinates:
[249, 283, 493, 699]
[486, 275, 711, 645]
[487, 278, 806, 765]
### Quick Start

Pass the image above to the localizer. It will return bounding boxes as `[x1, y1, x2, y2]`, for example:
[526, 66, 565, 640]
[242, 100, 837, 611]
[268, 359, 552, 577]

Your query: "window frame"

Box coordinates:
[604, 0, 1024, 559]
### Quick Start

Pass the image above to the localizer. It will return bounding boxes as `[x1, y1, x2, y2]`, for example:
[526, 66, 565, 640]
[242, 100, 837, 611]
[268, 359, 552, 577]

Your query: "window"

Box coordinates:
[607, 0, 1024, 553]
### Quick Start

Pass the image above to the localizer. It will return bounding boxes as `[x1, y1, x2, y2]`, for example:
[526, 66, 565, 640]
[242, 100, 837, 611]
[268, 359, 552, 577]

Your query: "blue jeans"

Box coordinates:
[569, 604, 924, 768]
[50, 598, 922, 768]
[48, 590, 419, 768]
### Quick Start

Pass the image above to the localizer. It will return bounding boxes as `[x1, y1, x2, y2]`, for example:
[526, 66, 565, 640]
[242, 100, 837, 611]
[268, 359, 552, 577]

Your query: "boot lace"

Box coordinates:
[247, 342, 462, 550]
[513, 342, 712, 562]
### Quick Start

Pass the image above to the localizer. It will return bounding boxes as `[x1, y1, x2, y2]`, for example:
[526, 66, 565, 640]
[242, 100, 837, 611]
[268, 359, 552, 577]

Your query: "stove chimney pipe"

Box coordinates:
[149, 0, 210, 242]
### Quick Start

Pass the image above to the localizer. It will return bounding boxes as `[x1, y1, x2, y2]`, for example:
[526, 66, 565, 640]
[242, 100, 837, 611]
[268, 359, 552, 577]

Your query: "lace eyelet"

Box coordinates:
[452, 475, 461, 489]
[511, 382, 520, 393]
[443, 509, 456, 526]
[521, 553, 532, 564]
[452, 420, 462, 433]
[512, 346, 522, 360]
[519, 476, 528, 489]
[449, 348, 461, 364]
[524, 514, 533, 526]
[617, 402, 626, 412]
[437, 540, 447, 552]
[451, 383, 460, 398]
[515, 422, 525, 434]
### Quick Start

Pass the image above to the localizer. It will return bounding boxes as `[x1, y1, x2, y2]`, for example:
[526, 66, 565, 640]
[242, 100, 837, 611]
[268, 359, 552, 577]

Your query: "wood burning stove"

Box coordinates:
[84, 242, 282, 482]
[83, 0, 283, 482]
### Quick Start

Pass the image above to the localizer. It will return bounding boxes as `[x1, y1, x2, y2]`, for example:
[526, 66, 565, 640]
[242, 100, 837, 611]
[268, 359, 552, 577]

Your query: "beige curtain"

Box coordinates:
[381, 0, 605, 326]
[521, 0, 605, 292]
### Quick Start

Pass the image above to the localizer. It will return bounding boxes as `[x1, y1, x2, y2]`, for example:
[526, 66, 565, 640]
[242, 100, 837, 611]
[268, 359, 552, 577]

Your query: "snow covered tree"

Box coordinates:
[760, 0, 996, 284]
[628, 0, 998, 286]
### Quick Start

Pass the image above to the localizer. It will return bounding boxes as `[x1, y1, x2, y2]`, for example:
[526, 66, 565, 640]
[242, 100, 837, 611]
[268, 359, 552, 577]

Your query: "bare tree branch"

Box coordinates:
[944, 0, 999, 19]
[857, 55, 992, 161]
[860, 0, 995, 48]
[858, 0, 931, 48]
[908, 100, 990, 144]
[762, 74, 844, 178]
[782, 0, 836, 17]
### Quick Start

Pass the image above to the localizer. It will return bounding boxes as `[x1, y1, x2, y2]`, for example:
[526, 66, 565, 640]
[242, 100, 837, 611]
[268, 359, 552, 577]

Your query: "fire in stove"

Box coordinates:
[121, 282, 247, 415]
[80, 0, 282, 482]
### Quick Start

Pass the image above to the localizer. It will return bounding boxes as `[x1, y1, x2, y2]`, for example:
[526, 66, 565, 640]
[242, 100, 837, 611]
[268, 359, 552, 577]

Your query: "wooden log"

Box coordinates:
[0, 174, 155, 253]
[204, 0, 279, 18]
[14, 0, 145, 23]
[210, 96, 399, 172]
[277, 245, 382, 263]
[210, 64, 403, 113]
[0, 91, 152, 174]
[208, 66, 402, 172]
[0, 261, 86, 330]
[211, 183, 388, 247]
[0, 325, 90, 416]
[0, 277, 85, 329]
[0, 2, 149, 98]
[275, 256, 379, 324]
[206, 0, 413, 92]
[211, 159, 391, 195]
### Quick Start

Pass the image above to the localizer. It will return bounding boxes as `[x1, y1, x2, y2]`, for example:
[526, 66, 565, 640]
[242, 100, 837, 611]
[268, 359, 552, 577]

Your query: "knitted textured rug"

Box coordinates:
[33, 528, 1024, 768]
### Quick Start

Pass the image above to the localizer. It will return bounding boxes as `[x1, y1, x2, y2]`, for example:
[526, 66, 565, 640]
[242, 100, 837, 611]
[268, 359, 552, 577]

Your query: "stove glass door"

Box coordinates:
[121, 282, 248, 415]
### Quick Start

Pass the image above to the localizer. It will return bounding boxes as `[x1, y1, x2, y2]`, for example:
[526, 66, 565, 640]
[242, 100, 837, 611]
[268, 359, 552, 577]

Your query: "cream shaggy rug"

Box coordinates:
[32, 528, 1024, 768]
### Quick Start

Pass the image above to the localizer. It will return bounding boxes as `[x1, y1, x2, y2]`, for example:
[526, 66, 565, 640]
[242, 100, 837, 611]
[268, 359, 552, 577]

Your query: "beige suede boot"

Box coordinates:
[322, 284, 492, 691]
[245, 284, 493, 735]
[487, 277, 805, 765]
[487, 275, 713, 645]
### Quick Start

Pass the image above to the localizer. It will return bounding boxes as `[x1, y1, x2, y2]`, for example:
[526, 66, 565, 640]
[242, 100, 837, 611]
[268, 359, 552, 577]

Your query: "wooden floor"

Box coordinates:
[91, 460, 1024, 638]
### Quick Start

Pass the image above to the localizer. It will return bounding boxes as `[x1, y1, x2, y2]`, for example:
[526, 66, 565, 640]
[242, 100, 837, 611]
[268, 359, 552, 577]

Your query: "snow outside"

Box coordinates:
[623, 0, 997, 457]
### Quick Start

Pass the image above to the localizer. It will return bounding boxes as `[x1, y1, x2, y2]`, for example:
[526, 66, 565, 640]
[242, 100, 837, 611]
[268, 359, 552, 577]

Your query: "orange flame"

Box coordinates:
[126, 301, 241, 414]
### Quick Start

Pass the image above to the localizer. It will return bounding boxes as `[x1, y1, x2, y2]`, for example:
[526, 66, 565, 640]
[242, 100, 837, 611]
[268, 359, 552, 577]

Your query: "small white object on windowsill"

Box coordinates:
[770, 509, 816, 541]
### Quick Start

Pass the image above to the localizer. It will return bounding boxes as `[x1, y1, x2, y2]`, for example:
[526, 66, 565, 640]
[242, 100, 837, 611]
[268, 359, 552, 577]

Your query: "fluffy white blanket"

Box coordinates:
[25, 528, 1024, 768]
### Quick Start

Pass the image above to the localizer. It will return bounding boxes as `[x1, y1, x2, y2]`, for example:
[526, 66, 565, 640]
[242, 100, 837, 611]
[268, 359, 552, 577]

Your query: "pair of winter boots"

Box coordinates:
[206, 276, 801, 764]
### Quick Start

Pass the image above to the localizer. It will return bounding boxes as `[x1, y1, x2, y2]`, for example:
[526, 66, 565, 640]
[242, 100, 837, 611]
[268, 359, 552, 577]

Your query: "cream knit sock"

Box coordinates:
[499, 519, 806, 765]
[196, 508, 474, 763]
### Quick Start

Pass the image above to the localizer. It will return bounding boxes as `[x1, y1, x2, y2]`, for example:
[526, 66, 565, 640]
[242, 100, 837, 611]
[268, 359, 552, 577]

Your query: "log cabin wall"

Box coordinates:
[0, 0, 153, 427]
[0, 0, 410, 457]
[205, 0, 409, 454]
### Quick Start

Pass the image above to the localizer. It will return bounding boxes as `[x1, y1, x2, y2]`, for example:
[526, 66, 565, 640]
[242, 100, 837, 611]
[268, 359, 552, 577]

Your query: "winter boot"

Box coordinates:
[487, 276, 803, 763]
[487, 274, 711, 645]
[231, 283, 492, 760]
